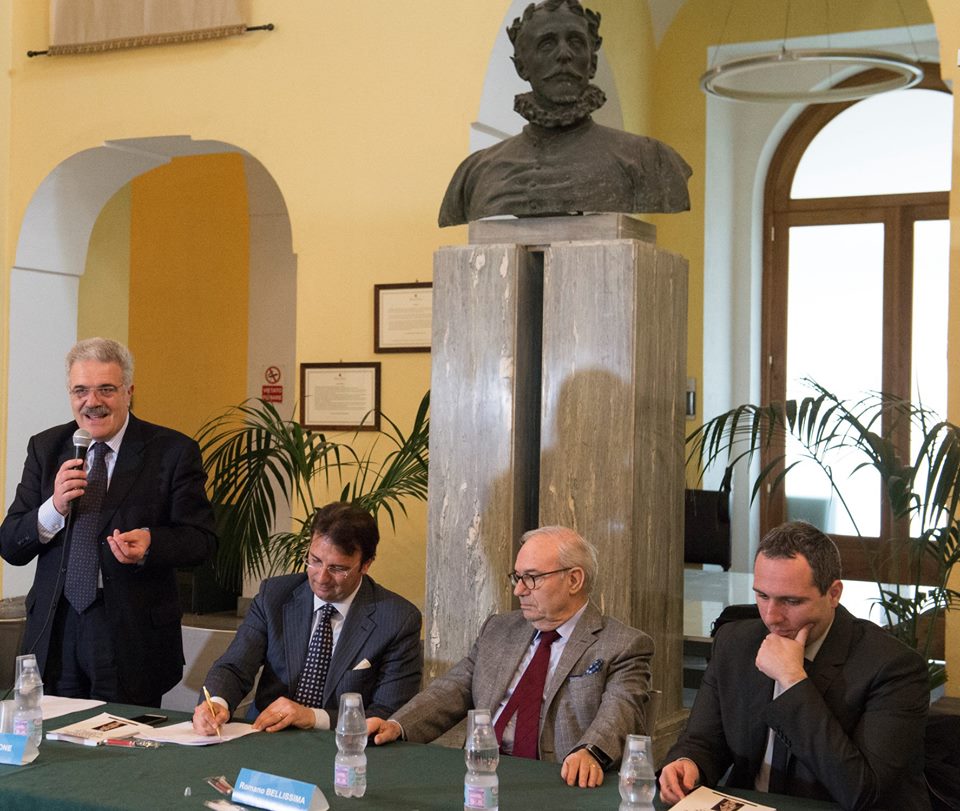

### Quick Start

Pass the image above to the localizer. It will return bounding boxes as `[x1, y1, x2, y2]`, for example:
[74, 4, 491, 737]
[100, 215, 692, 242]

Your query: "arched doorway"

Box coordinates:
[4, 135, 296, 597]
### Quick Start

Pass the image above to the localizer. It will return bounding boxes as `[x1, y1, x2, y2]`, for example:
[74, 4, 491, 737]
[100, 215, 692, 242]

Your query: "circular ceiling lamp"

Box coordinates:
[700, 48, 924, 104]
[699, 0, 925, 104]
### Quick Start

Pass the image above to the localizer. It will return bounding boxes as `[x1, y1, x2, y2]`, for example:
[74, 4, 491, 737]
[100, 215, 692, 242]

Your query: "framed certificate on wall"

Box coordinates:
[374, 282, 432, 353]
[300, 362, 380, 431]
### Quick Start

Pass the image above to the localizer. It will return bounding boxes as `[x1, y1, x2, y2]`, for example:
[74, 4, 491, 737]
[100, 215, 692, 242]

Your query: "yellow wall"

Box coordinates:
[79, 184, 131, 344]
[928, 0, 960, 697]
[0, 2, 10, 595]
[0, 2, 511, 609]
[128, 154, 249, 435]
[592, 0, 656, 136]
[1, 2, 959, 686]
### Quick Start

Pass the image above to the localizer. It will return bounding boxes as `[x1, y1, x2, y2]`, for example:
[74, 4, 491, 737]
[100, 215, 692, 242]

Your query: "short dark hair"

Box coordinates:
[507, 0, 602, 53]
[310, 502, 379, 563]
[755, 520, 842, 594]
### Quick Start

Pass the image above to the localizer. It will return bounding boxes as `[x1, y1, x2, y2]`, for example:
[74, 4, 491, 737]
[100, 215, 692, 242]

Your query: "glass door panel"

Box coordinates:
[911, 219, 950, 536]
[784, 223, 884, 536]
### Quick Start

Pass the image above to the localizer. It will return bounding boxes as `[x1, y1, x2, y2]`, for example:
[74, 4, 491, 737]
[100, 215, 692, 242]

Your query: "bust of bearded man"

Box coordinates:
[438, 0, 692, 227]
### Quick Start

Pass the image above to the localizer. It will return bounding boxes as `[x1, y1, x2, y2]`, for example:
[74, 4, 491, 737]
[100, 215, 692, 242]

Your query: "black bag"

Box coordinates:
[684, 466, 733, 570]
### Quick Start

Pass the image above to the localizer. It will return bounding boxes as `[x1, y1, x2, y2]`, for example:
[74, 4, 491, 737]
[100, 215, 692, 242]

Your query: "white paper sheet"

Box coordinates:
[41, 695, 106, 720]
[137, 720, 259, 746]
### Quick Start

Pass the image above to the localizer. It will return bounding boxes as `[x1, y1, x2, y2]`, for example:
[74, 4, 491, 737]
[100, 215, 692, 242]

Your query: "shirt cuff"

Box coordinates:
[313, 709, 331, 730]
[37, 497, 65, 543]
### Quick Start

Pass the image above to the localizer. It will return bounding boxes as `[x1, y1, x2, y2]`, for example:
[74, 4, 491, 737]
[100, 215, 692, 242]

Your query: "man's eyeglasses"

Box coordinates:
[507, 568, 572, 590]
[303, 555, 358, 579]
[69, 385, 121, 400]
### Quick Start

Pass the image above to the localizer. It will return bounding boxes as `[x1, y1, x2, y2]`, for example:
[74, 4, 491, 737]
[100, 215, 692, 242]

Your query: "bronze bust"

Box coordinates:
[439, 0, 691, 227]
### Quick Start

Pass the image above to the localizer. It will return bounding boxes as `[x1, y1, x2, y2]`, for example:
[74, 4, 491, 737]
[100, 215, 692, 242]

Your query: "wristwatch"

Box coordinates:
[571, 743, 612, 770]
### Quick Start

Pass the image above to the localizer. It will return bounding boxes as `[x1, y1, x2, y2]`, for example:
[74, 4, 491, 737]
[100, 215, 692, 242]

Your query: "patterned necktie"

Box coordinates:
[295, 604, 337, 708]
[64, 442, 109, 613]
[494, 629, 560, 759]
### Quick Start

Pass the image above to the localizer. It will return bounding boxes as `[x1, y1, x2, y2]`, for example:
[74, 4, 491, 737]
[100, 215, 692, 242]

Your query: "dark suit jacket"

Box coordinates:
[393, 603, 653, 766]
[666, 605, 931, 811]
[0, 413, 217, 703]
[203, 574, 422, 724]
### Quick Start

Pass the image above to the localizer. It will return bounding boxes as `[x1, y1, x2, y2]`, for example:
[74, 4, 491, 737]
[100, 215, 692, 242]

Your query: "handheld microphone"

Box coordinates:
[72, 428, 93, 459]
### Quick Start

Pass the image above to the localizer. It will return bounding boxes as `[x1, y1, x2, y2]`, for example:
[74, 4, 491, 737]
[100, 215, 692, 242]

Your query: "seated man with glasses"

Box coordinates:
[192, 502, 422, 735]
[367, 526, 653, 789]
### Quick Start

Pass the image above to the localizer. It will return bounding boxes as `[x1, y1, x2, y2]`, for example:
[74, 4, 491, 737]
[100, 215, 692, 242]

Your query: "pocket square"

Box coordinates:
[583, 658, 604, 675]
[353, 658, 372, 671]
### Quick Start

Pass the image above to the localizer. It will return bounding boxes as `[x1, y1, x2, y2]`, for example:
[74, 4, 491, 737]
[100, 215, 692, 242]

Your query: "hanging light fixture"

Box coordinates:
[700, 0, 925, 104]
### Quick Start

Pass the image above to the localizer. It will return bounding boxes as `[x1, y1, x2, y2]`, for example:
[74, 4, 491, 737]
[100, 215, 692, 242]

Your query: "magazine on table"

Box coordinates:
[670, 786, 775, 811]
[45, 712, 155, 746]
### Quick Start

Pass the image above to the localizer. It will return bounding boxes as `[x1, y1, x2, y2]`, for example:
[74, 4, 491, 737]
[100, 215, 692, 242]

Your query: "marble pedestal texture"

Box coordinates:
[427, 215, 687, 753]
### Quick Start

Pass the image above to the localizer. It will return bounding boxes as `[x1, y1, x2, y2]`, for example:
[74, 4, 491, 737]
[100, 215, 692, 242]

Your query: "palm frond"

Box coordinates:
[689, 379, 960, 685]
[196, 392, 430, 590]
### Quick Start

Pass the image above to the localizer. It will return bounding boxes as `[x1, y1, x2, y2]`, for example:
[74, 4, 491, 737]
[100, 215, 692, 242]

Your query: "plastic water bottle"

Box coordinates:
[334, 693, 367, 798]
[13, 654, 43, 755]
[464, 709, 499, 810]
[618, 734, 655, 810]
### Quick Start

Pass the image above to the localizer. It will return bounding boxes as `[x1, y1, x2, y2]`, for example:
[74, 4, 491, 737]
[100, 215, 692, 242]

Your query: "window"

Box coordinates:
[761, 65, 951, 578]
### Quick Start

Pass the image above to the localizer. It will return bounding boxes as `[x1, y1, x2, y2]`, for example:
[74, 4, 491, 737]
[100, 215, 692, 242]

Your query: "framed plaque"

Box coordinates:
[300, 363, 380, 431]
[374, 282, 432, 353]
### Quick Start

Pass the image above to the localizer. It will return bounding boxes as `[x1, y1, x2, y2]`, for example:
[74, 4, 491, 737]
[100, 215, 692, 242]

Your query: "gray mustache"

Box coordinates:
[81, 406, 110, 418]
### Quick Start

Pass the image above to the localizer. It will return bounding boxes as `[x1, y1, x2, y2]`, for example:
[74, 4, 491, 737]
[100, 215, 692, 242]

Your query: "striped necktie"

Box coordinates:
[64, 442, 109, 613]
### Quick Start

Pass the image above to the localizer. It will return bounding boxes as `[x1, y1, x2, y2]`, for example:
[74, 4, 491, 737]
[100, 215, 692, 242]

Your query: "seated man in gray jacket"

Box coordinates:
[368, 526, 654, 790]
[193, 502, 421, 734]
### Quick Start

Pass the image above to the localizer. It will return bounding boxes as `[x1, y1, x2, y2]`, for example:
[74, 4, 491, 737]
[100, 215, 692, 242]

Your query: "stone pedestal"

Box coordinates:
[427, 215, 687, 746]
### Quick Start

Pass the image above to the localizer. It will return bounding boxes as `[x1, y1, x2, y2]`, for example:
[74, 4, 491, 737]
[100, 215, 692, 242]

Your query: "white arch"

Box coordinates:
[4, 135, 297, 596]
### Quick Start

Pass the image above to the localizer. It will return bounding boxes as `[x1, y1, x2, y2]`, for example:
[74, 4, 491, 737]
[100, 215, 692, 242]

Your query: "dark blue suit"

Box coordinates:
[203, 573, 422, 724]
[0, 413, 217, 704]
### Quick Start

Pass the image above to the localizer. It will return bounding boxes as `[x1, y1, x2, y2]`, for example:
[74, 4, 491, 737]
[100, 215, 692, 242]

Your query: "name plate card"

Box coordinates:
[0, 733, 37, 765]
[232, 768, 328, 811]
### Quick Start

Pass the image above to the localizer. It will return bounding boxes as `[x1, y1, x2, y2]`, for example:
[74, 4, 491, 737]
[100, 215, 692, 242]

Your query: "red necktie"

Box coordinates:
[494, 629, 560, 759]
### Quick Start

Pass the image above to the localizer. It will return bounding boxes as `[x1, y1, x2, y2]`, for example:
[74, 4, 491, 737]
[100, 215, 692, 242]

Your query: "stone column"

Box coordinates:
[426, 242, 541, 680]
[427, 215, 687, 748]
[538, 236, 688, 742]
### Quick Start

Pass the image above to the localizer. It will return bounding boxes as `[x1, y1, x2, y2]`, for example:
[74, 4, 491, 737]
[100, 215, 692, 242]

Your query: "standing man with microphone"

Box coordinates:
[0, 338, 216, 706]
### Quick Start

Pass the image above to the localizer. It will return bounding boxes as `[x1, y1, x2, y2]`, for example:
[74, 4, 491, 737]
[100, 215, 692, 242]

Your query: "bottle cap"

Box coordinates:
[345, 695, 360, 708]
[473, 711, 490, 724]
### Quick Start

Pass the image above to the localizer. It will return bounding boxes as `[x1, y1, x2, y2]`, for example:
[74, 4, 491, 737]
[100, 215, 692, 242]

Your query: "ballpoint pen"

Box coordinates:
[203, 685, 223, 741]
[102, 738, 161, 749]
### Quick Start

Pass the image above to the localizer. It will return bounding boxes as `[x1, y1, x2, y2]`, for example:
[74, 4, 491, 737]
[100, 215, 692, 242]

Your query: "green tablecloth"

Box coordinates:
[0, 703, 839, 810]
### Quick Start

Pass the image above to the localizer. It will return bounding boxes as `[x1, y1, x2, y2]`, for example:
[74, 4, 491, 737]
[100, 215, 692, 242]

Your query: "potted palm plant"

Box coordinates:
[687, 379, 960, 688]
[193, 391, 430, 595]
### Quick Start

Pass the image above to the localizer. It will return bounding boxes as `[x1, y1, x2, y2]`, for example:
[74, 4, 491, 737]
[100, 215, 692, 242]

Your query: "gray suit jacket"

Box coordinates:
[203, 573, 422, 724]
[393, 602, 653, 766]
[666, 605, 931, 811]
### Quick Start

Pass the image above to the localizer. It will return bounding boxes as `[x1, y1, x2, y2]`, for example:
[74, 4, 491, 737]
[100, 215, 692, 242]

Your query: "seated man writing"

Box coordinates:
[193, 502, 422, 734]
[659, 521, 930, 810]
[368, 525, 654, 789]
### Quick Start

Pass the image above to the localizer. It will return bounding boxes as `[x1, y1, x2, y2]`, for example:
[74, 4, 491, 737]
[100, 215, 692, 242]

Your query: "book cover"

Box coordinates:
[46, 712, 154, 746]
